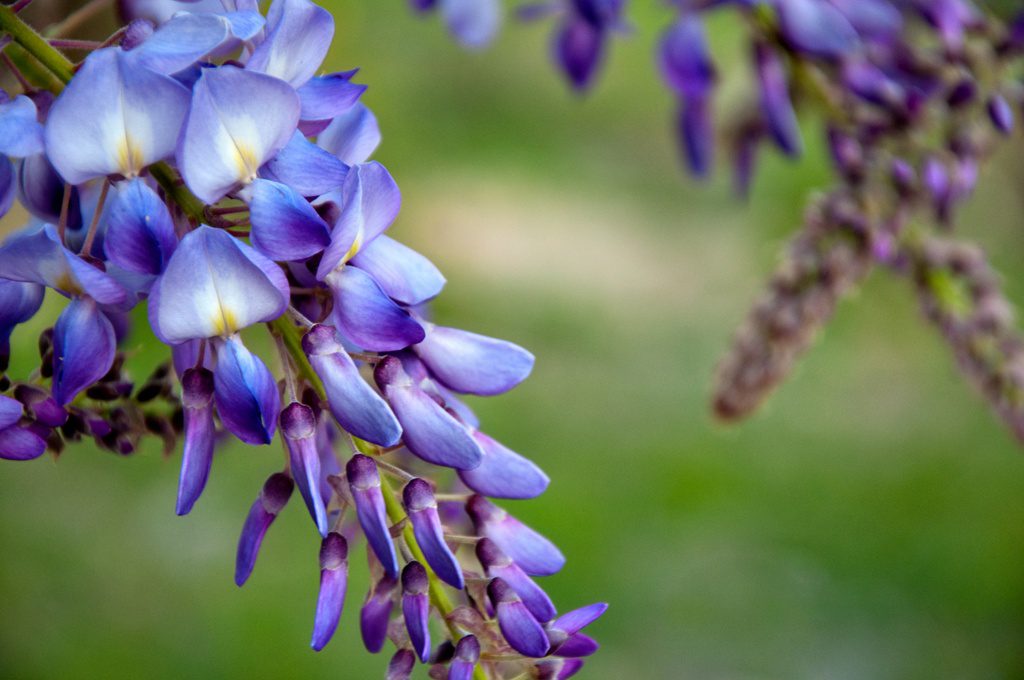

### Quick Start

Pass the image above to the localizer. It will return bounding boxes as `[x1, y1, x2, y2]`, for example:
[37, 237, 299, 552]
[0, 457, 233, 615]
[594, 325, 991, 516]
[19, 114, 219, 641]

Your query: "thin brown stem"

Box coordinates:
[47, 38, 100, 50]
[0, 50, 32, 91]
[57, 183, 72, 244]
[80, 179, 110, 257]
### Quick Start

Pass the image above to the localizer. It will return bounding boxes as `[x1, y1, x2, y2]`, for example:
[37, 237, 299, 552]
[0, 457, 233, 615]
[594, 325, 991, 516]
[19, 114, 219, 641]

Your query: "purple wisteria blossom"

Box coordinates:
[0, 0, 605, 676]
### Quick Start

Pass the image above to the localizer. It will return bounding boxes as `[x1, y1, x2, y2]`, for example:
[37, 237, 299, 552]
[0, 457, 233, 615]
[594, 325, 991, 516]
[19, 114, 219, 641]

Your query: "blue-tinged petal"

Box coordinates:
[0, 278, 43, 370]
[103, 178, 177, 275]
[774, 0, 859, 58]
[414, 324, 534, 396]
[236, 472, 293, 586]
[754, 42, 802, 157]
[44, 48, 190, 184]
[374, 356, 483, 470]
[317, 103, 381, 165]
[175, 367, 216, 515]
[52, 297, 116, 405]
[0, 425, 47, 461]
[325, 266, 424, 352]
[317, 162, 401, 278]
[676, 97, 714, 177]
[311, 532, 349, 651]
[488, 578, 550, 658]
[151, 226, 287, 343]
[297, 73, 366, 122]
[360, 575, 397, 653]
[212, 335, 279, 444]
[400, 562, 431, 662]
[349, 235, 445, 306]
[302, 324, 402, 446]
[259, 132, 348, 198]
[247, 0, 334, 87]
[177, 65, 300, 204]
[249, 178, 331, 261]
[128, 12, 231, 74]
[0, 225, 126, 304]
[346, 454, 400, 578]
[0, 157, 15, 220]
[467, 495, 565, 576]
[0, 395, 23, 430]
[459, 430, 548, 499]
[829, 0, 902, 39]
[0, 95, 44, 158]
[16, 154, 83, 230]
[281, 402, 329, 536]
[223, 10, 266, 39]
[403, 478, 464, 589]
[440, 0, 501, 50]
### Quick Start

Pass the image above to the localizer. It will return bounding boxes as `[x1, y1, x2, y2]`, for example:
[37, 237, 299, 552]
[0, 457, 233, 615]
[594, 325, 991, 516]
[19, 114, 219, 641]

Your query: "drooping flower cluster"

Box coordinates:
[0, 1, 604, 676]
[423, 0, 1024, 444]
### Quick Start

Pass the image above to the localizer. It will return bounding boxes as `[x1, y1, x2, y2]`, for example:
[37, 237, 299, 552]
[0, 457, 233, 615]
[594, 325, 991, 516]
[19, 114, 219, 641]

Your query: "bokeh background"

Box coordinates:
[3, 2, 1024, 678]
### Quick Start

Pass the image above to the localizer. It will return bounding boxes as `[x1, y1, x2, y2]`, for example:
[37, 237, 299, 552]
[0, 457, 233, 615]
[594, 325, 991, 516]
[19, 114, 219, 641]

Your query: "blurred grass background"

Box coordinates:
[3, 2, 1024, 678]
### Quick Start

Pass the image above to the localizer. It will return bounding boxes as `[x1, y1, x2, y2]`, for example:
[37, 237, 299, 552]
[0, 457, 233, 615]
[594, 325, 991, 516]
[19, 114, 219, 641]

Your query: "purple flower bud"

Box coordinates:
[387, 649, 416, 680]
[281, 402, 329, 536]
[212, 335, 280, 445]
[467, 495, 565, 576]
[457, 430, 549, 499]
[988, 94, 1014, 134]
[754, 42, 802, 157]
[555, 16, 604, 92]
[553, 632, 599, 657]
[476, 538, 555, 622]
[775, 0, 859, 59]
[16, 154, 83, 230]
[414, 324, 534, 397]
[946, 80, 976, 108]
[53, 298, 117, 406]
[891, 158, 916, 197]
[13, 384, 66, 427]
[401, 561, 431, 662]
[346, 454, 400, 578]
[302, 324, 401, 446]
[547, 602, 608, 647]
[360, 574, 397, 653]
[176, 367, 215, 516]
[374, 356, 484, 470]
[827, 128, 863, 181]
[0, 278, 43, 373]
[448, 635, 480, 680]
[488, 577, 549, 658]
[923, 156, 952, 220]
[0, 395, 46, 461]
[311, 532, 349, 651]
[535, 659, 585, 680]
[403, 478, 464, 589]
[235, 472, 294, 586]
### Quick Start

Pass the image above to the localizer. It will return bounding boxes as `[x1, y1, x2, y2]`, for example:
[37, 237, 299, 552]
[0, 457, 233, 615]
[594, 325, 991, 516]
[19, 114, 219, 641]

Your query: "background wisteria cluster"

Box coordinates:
[4, 1, 1024, 679]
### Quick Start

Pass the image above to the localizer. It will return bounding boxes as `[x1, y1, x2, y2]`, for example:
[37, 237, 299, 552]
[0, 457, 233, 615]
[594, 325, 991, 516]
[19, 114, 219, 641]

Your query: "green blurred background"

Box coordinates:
[4, 2, 1024, 678]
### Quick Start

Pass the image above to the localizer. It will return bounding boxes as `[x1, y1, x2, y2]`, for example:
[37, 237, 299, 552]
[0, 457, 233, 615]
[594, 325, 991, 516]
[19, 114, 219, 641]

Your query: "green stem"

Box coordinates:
[4, 8, 486, 676]
[0, 5, 73, 84]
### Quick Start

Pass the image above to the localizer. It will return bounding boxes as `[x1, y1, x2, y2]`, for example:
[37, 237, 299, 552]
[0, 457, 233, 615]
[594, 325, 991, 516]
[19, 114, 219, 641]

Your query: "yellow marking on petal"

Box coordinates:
[339, 229, 364, 267]
[117, 135, 145, 178]
[234, 142, 260, 183]
[54, 271, 83, 297]
[212, 307, 239, 337]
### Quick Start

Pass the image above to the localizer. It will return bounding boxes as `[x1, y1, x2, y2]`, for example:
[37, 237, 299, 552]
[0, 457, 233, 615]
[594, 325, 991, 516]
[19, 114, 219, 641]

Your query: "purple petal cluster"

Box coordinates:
[0, 0, 604, 676]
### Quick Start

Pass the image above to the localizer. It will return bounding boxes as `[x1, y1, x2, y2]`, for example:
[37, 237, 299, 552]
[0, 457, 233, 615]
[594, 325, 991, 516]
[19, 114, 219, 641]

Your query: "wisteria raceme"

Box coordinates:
[0, 1, 605, 677]
[420, 0, 1024, 444]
